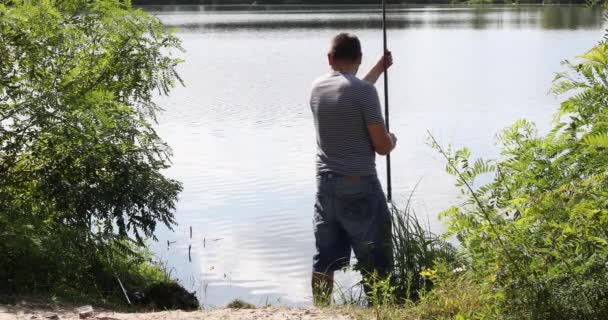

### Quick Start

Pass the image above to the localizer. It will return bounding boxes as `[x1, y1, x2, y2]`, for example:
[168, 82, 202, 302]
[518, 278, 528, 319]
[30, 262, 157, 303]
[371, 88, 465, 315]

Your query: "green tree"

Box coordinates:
[0, 0, 184, 299]
[431, 35, 608, 318]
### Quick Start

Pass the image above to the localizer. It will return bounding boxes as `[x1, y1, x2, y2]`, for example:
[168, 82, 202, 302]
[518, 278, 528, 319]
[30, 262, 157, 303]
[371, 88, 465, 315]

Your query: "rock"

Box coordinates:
[45, 314, 59, 319]
[138, 282, 199, 311]
[77, 305, 93, 319]
[226, 299, 255, 309]
[128, 291, 144, 305]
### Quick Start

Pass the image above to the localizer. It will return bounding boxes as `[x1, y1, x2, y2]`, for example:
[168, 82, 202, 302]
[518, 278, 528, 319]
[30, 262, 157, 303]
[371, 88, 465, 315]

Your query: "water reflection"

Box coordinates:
[147, 6, 604, 31]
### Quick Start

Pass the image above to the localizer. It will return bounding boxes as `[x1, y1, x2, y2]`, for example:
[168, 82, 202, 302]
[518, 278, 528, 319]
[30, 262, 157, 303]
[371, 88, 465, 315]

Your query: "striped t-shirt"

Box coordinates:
[310, 71, 385, 176]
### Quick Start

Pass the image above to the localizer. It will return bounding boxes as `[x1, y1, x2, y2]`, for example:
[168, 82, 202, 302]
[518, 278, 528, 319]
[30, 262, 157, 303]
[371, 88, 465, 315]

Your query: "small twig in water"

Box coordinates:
[167, 240, 176, 250]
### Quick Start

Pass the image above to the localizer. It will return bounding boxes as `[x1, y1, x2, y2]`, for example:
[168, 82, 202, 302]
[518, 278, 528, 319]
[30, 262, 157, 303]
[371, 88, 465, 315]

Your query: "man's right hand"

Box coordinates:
[367, 123, 397, 155]
[389, 133, 397, 149]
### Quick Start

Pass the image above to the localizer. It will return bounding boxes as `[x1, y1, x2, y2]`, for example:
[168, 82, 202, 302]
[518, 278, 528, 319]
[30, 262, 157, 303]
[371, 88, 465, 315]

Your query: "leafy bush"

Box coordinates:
[0, 0, 184, 303]
[431, 34, 608, 319]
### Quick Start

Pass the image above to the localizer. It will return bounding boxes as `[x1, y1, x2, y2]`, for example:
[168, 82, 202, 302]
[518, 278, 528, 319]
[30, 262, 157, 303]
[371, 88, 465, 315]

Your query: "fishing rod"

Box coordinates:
[382, 0, 392, 202]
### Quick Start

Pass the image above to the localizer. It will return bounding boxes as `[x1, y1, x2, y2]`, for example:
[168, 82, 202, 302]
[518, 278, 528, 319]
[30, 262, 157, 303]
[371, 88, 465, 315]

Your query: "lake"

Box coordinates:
[145, 5, 606, 307]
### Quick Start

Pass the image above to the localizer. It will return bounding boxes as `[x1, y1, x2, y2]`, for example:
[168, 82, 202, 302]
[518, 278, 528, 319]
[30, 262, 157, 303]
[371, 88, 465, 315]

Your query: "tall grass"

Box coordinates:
[390, 188, 456, 302]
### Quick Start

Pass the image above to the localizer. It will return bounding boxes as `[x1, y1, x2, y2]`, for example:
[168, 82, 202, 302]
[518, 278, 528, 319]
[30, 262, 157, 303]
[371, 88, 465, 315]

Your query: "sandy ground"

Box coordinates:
[0, 306, 354, 320]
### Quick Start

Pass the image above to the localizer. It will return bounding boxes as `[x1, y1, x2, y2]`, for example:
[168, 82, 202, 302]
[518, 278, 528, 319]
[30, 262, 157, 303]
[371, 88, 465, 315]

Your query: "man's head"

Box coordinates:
[327, 33, 362, 74]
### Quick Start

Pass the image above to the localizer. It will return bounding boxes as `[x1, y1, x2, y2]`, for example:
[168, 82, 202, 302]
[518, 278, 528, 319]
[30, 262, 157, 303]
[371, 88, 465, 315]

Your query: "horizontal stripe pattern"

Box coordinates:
[310, 71, 384, 176]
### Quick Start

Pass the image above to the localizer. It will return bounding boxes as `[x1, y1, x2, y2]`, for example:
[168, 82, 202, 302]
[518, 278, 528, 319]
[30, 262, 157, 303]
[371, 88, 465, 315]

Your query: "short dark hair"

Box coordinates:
[329, 33, 361, 61]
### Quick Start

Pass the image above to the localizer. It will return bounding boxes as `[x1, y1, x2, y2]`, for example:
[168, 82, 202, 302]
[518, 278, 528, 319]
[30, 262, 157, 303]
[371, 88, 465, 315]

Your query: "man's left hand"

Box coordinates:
[363, 51, 394, 84]
[378, 51, 393, 71]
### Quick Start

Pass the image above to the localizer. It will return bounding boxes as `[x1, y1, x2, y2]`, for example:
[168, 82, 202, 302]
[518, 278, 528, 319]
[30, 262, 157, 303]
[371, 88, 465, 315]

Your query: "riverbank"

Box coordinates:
[0, 302, 354, 320]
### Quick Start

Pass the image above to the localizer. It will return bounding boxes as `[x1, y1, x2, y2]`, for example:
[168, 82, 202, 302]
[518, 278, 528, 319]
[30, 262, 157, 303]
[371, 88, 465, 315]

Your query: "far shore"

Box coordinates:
[135, 3, 598, 10]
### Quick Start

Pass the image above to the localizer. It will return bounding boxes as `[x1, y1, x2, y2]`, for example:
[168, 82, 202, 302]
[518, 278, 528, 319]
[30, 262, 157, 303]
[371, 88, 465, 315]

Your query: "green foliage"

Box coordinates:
[430, 33, 608, 319]
[344, 265, 499, 320]
[416, 263, 500, 319]
[364, 273, 397, 320]
[0, 0, 184, 303]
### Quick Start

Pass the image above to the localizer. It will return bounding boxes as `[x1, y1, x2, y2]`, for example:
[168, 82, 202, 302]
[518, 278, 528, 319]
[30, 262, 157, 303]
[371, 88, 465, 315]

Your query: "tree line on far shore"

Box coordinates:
[132, 0, 601, 5]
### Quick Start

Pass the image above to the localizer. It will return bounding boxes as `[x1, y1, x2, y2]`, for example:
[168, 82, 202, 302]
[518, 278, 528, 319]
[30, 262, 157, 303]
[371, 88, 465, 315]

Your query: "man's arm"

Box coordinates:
[367, 123, 397, 155]
[362, 52, 396, 155]
[363, 51, 393, 84]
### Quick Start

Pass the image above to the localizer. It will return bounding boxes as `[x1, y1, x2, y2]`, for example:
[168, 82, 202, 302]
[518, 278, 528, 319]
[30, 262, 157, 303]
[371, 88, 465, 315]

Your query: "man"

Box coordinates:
[309, 33, 396, 305]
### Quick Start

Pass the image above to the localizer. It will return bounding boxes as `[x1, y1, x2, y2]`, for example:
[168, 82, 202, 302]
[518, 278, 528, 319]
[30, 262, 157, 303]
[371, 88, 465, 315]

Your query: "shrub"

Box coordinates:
[0, 0, 184, 303]
[430, 33, 608, 319]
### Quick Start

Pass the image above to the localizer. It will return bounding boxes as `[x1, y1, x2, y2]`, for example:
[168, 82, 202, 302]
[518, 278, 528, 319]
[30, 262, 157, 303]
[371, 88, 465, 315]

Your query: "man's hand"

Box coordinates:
[389, 132, 397, 149]
[367, 124, 397, 155]
[363, 51, 393, 84]
[377, 51, 393, 71]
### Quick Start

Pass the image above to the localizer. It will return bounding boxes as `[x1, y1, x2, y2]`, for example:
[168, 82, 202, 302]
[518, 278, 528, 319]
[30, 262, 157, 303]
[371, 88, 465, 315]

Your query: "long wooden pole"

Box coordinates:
[382, 0, 392, 202]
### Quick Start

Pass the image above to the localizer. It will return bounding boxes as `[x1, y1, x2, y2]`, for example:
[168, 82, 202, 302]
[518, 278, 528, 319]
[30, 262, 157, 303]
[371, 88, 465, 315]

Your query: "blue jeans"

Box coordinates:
[312, 172, 393, 276]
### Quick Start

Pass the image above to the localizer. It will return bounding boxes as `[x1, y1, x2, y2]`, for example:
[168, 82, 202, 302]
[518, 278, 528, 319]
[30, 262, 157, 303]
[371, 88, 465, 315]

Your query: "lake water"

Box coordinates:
[146, 5, 606, 307]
